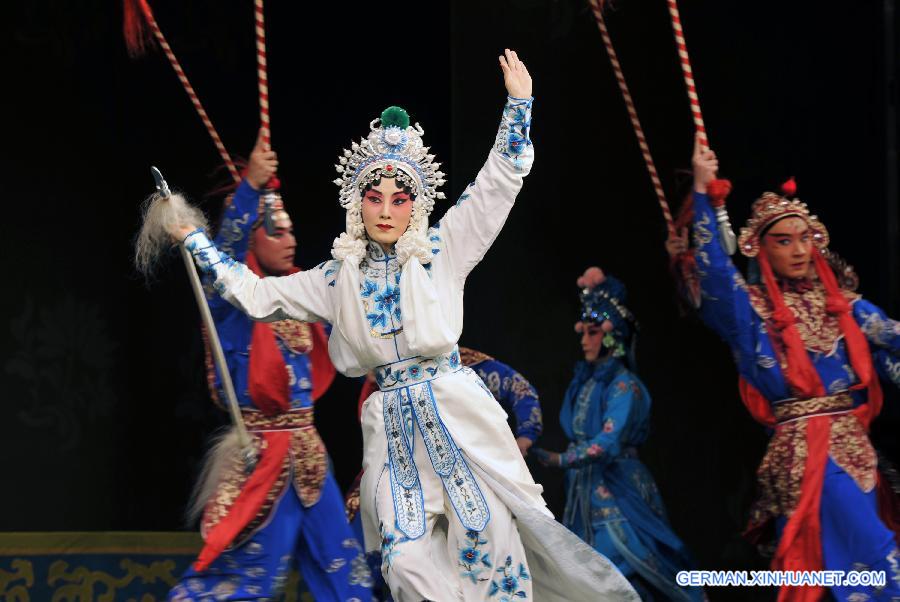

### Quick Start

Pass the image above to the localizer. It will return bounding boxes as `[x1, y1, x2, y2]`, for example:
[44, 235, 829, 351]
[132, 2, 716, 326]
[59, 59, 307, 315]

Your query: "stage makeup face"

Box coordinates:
[581, 320, 613, 363]
[361, 176, 413, 248]
[762, 216, 812, 280]
[252, 222, 296, 275]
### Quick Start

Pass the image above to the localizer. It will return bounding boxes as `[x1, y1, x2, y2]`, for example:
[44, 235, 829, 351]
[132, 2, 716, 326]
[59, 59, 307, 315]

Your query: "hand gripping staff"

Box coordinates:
[664, 0, 736, 254]
[588, 0, 737, 255]
[139, 166, 257, 473]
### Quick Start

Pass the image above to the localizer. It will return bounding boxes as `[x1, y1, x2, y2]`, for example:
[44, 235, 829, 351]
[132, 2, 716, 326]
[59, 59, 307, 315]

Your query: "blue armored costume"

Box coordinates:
[540, 270, 703, 601]
[459, 346, 543, 443]
[169, 180, 372, 602]
[692, 185, 900, 601]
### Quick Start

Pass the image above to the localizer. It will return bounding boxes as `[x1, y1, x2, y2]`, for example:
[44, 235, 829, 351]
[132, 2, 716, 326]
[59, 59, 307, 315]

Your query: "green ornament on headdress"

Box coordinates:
[380, 106, 410, 129]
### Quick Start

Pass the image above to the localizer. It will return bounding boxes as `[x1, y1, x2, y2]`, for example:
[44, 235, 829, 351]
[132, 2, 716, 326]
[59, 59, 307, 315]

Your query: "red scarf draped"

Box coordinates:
[245, 251, 334, 414]
[194, 431, 290, 571]
[739, 247, 884, 602]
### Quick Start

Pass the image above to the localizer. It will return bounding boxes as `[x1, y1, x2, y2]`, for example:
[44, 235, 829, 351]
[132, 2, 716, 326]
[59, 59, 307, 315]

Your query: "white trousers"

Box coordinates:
[374, 419, 532, 602]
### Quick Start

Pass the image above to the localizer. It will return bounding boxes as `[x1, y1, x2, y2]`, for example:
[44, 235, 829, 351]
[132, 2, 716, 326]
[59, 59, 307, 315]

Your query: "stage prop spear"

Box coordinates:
[135, 166, 257, 473]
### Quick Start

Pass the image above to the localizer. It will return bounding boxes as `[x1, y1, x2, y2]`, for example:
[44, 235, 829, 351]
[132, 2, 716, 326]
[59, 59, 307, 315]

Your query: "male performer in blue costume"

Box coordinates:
[169, 135, 372, 601]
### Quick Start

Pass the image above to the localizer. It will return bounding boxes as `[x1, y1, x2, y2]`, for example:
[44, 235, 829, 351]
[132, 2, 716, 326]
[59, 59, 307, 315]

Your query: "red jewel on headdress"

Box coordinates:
[386, 164, 393, 171]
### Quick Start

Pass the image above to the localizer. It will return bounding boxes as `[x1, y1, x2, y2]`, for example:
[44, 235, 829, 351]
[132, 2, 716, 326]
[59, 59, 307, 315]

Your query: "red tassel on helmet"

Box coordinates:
[707, 178, 732, 208]
[122, 0, 155, 57]
[781, 176, 797, 198]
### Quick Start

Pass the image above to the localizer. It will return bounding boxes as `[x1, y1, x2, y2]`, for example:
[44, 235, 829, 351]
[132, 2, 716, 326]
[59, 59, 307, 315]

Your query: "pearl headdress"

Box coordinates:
[330, 107, 446, 264]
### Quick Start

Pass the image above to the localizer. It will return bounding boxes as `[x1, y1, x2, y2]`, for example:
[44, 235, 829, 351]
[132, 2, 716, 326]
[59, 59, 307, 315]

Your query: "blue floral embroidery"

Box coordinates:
[380, 523, 409, 572]
[320, 259, 339, 287]
[458, 529, 493, 584]
[375, 283, 400, 312]
[360, 244, 403, 337]
[455, 182, 477, 207]
[367, 311, 388, 330]
[489, 555, 530, 600]
[494, 97, 533, 167]
[361, 279, 379, 298]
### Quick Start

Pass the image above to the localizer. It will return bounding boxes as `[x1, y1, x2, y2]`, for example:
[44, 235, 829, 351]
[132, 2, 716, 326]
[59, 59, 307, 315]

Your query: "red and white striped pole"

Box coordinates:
[667, 0, 708, 150]
[667, 0, 737, 254]
[254, 0, 271, 152]
[587, 0, 675, 236]
[131, 0, 240, 183]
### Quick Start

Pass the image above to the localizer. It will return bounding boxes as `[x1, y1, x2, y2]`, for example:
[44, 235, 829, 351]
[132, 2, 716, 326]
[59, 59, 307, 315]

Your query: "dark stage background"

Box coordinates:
[2, 1, 898, 600]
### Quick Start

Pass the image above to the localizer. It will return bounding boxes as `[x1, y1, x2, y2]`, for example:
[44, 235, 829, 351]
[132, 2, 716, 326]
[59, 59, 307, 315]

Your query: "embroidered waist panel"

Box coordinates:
[772, 391, 854, 424]
[374, 347, 462, 391]
[200, 434, 291, 549]
[201, 408, 328, 549]
[750, 412, 876, 528]
[383, 381, 490, 539]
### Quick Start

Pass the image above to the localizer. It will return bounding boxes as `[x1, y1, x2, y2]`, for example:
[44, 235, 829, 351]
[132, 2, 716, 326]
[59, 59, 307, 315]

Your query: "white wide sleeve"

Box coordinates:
[438, 96, 534, 284]
[184, 229, 335, 324]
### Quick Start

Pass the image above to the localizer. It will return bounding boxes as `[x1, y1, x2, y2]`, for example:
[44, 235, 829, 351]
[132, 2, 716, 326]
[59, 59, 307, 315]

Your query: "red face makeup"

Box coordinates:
[361, 177, 413, 248]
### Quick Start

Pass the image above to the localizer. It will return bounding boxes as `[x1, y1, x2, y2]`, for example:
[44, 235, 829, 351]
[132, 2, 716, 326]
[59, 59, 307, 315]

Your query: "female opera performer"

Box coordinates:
[532, 268, 704, 602]
[165, 50, 638, 602]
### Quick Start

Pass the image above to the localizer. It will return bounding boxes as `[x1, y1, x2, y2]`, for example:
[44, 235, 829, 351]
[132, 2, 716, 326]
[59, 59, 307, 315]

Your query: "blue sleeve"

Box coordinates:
[693, 191, 757, 369]
[853, 299, 900, 390]
[476, 359, 543, 441]
[853, 299, 900, 356]
[205, 180, 260, 313]
[213, 179, 260, 262]
[559, 374, 636, 468]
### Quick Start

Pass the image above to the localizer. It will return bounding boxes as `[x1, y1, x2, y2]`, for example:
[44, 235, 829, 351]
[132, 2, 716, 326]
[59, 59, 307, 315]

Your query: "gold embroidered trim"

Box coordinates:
[291, 422, 327, 508]
[828, 414, 876, 493]
[748, 282, 859, 355]
[345, 483, 361, 523]
[459, 346, 494, 367]
[243, 408, 313, 431]
[269, 320, 313, 354]
[202, 407, 328, 546]
[201, 435, 292, 549]
[772, 392, 853, 423]
[749, 412, 876, 528]
[243, 408, 328, 507]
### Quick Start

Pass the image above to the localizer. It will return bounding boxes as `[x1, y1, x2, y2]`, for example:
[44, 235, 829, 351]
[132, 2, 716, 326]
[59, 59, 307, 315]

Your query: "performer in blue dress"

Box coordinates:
[690, 138, 900, 602]
[533, 267, 704, 602]
[168, 137, 372, 601]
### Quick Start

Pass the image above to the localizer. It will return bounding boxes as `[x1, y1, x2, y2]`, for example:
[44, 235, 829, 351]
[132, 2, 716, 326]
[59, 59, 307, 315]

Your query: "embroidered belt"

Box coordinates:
[242, 407, 314, 431]
[374, 346, 462, 391]
[382, 368, 490, 539]
[772, 392, 853, 424]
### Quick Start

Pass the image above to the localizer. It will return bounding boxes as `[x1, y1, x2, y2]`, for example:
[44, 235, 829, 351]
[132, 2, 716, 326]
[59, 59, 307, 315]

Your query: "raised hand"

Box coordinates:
[246, 129, 279, 190]
[692, 134, 718, 194]
[499, 48, 532, 99]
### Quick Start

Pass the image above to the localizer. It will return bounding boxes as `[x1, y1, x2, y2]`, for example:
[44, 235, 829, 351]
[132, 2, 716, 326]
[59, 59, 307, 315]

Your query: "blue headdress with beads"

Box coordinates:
[577, 268, 638, 367]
